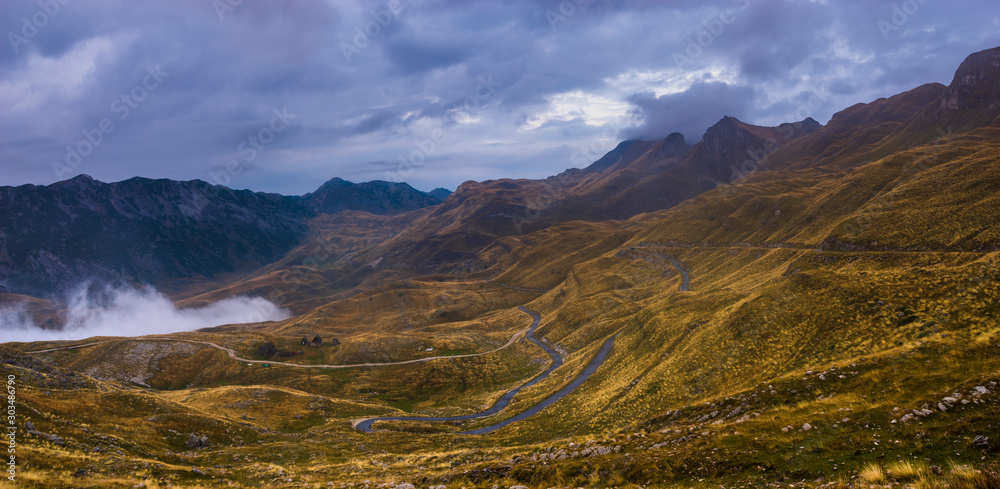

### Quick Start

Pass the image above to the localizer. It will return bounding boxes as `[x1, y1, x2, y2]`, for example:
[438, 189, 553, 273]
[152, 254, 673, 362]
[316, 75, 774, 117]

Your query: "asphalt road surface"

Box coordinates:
[355, 306, 618, 434]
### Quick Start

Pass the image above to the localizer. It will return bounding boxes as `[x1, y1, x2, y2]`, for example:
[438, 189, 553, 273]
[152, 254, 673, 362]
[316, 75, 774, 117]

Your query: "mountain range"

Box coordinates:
[2, 46, 1000, 488]
[0, 175, 446, 296]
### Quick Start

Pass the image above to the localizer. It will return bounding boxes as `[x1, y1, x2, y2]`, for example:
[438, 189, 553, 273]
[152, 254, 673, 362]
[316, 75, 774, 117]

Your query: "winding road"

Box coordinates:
[351, 250, 686, 434]
[355, 307, 618, 435]
[24, 342, 102, 354]
[26, 261, 688, 435]
[633, 248, 691, 291]
[26, 327, 531, 369]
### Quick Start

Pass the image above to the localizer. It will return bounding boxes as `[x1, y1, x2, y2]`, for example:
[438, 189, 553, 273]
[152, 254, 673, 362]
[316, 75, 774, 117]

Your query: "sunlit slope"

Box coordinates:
[474, 122, 1000, 439]
[625, 127, 1000, 249]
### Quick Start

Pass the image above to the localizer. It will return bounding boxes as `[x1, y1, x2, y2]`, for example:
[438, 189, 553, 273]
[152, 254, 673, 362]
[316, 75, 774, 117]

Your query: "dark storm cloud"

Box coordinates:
[622, 82, 756, 141]
[0, 0, 997, 194]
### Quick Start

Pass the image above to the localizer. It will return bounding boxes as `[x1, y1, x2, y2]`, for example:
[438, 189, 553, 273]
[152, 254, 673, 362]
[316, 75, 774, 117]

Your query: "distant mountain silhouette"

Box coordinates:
[0, 175, 443, 296]
[300, 177, 442, 215]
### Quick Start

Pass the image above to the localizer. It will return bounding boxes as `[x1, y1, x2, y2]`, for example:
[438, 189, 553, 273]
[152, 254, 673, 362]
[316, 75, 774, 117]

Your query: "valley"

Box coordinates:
[2, 46, 1000, 488]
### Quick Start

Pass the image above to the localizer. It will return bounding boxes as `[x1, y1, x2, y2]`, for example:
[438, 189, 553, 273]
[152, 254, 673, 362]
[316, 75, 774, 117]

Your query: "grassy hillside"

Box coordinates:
[5, 50, 1000, 488]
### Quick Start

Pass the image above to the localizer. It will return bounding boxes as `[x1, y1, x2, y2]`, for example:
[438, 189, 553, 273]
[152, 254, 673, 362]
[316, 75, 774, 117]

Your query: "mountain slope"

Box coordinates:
[300, 177, 442, 215]
[0, 175, 447, 298]
[0, 175, 313, 296]
[328, 116, 821, 280]
[3, 46, 1000, 488]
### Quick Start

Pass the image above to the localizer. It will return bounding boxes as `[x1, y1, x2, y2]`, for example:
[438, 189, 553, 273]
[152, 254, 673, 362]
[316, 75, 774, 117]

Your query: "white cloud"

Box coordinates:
[0, 285, 290, 343]
[0, 37, 117, 115]
[521, 90, 630, 130]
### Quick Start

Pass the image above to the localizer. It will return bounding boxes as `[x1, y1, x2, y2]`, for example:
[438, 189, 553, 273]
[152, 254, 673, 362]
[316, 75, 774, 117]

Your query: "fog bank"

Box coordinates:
[0, 285, 290, 343]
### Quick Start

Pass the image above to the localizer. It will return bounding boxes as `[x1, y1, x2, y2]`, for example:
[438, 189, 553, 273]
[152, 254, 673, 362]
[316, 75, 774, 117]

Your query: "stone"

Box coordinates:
[973, 435, 990, 450]
[930, 465, 943, 475]
[25, 421, 34, 431]
[937, 403, 948, 412]
[192, 467, 206, 476]
[802, 423, 813, 431]
[186, 434, 210, 449]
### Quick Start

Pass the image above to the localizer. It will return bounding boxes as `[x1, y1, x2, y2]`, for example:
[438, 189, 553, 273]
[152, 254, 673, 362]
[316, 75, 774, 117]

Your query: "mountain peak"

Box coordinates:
[50, 173, 99, 190]
[63, 173, 97, 184]
[428, 188, 452, 200]
[317, 177, 350, 187]
[301, 178, 441, 215]
[942, 46, 1000, 111]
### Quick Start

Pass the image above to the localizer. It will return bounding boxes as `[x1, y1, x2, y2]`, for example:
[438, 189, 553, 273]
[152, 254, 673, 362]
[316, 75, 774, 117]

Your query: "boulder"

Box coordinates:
[186, 434, 210, 449]
[973, 435, 990, 450]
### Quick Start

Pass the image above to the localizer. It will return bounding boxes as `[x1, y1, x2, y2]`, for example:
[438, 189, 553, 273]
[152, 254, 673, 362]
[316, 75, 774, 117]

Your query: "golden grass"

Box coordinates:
[888, 459, 926, 481]
[5, 123, 1000, 488]
[860, 462, 888, 483]
[946, 465, 1000, 489]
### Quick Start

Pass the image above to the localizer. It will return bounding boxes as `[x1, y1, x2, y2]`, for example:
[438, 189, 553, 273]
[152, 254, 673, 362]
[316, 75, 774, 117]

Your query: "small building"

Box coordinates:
[311, 335, 323, 346]
[300, 336, 310, 346]
[256, 342, 276, 358]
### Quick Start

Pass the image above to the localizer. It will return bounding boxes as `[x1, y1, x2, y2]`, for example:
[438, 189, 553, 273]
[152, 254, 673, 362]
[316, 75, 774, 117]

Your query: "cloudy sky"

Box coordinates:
[1, 0, 997, 194]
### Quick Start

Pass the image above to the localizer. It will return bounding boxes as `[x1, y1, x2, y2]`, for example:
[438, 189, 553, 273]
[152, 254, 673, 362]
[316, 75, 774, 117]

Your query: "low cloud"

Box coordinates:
[0, 284, 290, 343]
